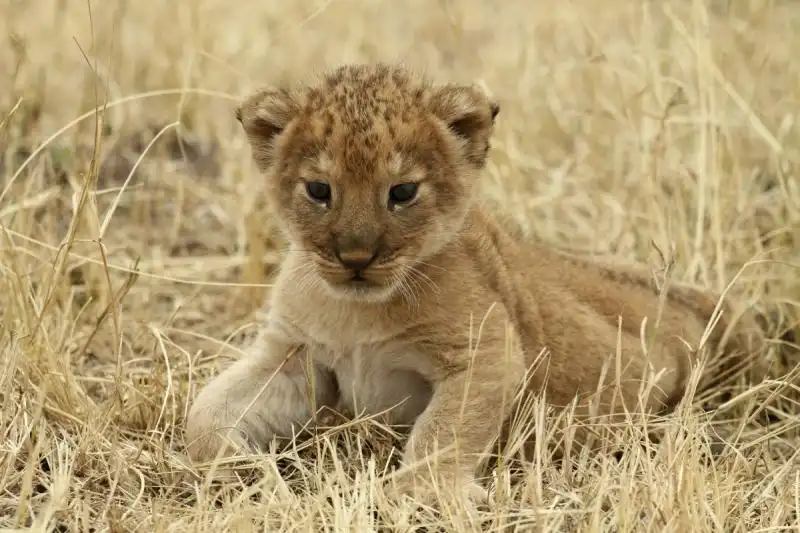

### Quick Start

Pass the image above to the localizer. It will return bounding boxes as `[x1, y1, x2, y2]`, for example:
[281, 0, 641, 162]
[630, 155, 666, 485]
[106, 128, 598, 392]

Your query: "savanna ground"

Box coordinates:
[1, 0, 799, 531]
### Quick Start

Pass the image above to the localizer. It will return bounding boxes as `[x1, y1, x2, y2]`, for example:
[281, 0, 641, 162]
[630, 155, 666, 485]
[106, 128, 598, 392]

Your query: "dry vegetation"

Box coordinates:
[1, 0, 799, 531]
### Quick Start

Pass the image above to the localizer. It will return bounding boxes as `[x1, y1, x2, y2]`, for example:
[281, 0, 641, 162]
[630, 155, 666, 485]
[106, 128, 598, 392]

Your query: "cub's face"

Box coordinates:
[237, 64, 498, 303]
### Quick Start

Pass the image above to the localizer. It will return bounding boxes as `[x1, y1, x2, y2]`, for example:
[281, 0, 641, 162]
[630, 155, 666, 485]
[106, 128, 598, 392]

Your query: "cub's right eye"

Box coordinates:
[305, 181, 331, 205]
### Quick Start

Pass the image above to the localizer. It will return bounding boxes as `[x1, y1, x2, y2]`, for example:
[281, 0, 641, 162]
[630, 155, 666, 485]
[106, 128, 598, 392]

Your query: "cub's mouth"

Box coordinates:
[331, 270, 385, 289]
[315, 264, 398, 301]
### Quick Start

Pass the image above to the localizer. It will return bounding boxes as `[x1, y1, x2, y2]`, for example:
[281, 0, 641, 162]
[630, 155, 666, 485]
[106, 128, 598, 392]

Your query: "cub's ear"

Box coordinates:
[235, 87, 299, 171]
[427, 84, 499, 168]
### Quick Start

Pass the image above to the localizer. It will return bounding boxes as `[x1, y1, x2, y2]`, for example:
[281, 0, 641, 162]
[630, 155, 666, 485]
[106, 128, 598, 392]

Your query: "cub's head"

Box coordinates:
[236, 63, 499, 302]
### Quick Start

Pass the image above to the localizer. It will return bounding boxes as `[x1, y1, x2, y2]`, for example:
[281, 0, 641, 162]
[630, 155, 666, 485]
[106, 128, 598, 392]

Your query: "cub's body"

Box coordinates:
[184, 63, 764, 503]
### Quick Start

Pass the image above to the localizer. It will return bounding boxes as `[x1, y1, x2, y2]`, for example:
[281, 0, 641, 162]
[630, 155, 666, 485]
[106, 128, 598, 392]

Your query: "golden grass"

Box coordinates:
[1, 0, 799, 530]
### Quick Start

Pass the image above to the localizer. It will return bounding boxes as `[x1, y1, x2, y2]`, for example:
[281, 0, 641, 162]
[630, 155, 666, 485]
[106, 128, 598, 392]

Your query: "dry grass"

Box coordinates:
[1, 0, 800, 530]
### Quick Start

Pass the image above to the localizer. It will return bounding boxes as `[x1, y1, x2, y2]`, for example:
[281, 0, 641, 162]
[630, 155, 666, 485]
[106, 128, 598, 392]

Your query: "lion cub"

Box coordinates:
[185, 63, 765, 501]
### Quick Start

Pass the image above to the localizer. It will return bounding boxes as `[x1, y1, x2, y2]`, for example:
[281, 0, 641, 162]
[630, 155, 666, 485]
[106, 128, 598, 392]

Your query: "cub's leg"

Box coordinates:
[388, 332, 526, 504]
[184, 327, 338, 463]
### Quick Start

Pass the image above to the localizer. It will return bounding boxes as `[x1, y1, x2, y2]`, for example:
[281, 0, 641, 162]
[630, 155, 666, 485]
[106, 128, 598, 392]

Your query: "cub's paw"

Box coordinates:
[184, 425, 250, 462]
[383, 469, 490, 511]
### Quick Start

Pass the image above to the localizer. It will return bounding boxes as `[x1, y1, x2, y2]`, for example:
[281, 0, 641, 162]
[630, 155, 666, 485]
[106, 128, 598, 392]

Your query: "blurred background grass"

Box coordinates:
[1, 0, 799, 530]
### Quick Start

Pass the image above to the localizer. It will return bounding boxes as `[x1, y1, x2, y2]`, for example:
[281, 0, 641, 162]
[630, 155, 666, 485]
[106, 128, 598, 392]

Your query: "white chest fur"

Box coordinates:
[269, 290, 434, 426]
[327, 344, 432, 425]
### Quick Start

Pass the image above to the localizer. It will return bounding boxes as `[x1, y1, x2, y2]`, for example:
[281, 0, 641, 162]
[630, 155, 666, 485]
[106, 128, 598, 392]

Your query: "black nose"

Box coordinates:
[336, 249, 378, 272]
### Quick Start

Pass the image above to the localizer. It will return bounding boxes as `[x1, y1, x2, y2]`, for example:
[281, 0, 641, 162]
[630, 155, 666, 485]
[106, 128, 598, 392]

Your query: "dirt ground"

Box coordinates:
[1, 0, 799, 531]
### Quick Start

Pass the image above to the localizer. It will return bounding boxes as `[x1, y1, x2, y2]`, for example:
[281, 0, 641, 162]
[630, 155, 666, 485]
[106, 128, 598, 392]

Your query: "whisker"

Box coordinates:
[400, 263, 436, 302]
[279, 247, 339, 266]
[412, 259, 447, 273]
[288, 258, 320, 296]
[407, 264, 441, 297]
[395, 265, 421, 310]
[389, 268, 410, 309]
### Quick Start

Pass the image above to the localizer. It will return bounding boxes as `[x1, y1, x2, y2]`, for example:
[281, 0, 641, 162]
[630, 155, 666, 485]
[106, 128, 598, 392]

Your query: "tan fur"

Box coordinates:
[184, 63, 766, 503]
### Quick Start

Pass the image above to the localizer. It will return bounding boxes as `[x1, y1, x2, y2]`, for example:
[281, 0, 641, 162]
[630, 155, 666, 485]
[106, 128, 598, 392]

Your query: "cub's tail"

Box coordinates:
[662, 279, 772, 395]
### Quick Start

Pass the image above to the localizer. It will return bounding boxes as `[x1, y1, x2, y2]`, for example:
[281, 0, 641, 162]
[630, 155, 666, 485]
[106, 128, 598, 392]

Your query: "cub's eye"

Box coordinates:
[388, 183, 418, 206]
[305, 181, 331, 204]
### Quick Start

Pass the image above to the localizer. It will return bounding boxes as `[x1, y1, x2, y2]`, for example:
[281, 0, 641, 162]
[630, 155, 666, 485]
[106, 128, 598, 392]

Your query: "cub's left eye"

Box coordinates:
[388, 183, 418, 207]
[305, 180, 332, 205]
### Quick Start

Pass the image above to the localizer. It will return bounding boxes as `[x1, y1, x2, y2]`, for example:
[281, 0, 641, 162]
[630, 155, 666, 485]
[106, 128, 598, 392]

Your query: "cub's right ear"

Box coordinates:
[235, 88, 298, 171]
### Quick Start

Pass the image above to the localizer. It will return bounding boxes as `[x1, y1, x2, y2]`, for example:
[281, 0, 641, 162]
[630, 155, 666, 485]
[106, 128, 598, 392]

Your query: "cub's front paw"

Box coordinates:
[184, 406, 257, 465]
[383, 469, 489, 509]
[183, 416, 263, 485]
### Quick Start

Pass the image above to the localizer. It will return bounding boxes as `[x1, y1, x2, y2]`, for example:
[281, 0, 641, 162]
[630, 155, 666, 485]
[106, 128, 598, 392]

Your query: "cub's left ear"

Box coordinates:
[428, 84, 499, 168]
